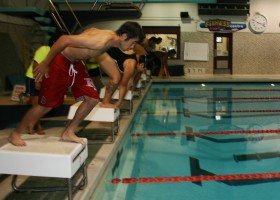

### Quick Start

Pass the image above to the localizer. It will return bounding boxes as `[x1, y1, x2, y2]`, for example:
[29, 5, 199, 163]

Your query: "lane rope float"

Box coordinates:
[131, 129, 280, 137]
[112, 172, 280, 184]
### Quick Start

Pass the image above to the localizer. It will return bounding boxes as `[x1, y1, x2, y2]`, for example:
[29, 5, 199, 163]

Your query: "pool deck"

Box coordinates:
[1, 74, 280, 199]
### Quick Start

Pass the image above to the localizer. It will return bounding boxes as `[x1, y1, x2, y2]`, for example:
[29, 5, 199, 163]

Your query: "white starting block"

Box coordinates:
[0, 135, 88, 200]
[136, 78, 142, 97]
[141, 72, 148, 86]
[99, 87, 133, 114]
[68, 101, 120, 143]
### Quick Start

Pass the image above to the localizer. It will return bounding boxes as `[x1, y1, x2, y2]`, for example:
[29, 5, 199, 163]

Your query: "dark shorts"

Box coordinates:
[25, 76, 39, 96]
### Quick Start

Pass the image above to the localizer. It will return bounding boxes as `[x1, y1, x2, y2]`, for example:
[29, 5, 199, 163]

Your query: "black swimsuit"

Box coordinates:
[107, 47, 137, 73]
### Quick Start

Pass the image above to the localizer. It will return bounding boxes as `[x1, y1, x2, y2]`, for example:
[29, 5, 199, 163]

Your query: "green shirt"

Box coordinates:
[25, 46, 50, 79]
[86, 57, 100, 70]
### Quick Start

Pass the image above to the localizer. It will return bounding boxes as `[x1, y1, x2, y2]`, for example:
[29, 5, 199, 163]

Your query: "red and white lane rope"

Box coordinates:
[131, 129, 280, 137]
[112, 172, 280, 184]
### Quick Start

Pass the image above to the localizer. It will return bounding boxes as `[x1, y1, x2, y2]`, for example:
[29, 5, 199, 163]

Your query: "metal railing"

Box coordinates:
[48, 0, 84, 34]
[48, 0, 144, 34]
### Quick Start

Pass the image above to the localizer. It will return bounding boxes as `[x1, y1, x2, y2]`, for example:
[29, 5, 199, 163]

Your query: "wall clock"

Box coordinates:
[249, 14, 268, 34]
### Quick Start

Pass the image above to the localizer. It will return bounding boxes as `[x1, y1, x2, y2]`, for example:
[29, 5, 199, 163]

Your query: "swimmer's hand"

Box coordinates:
[137, 62, 145, 72]
[34, 61, 49, 82]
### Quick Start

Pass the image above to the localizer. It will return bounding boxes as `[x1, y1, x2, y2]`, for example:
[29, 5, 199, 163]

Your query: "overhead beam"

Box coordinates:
[52, 0, 217, 3]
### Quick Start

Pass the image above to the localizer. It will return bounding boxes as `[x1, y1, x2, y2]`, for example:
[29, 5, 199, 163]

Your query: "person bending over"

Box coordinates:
[8, 21, 144, 146]
[97, 46, 145, 109]
[98, 42, 151, 109]
[24, 45, 51, 135]
[132, 43, 154, 86]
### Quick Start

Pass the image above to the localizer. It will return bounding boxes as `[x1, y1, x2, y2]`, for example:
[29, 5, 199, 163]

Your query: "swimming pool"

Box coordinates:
[92, 82, 280, 200]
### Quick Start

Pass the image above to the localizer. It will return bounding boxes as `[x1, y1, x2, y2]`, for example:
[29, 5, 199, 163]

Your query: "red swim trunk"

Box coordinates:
[39, 53, 99, 107]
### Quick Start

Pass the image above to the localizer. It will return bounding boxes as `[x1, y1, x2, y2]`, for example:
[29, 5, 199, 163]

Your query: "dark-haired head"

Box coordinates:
[168, 49, 177, 58]
[149, 36, 157, 42]
[116, 21, 145, 43]
[156, 37, 162, 44]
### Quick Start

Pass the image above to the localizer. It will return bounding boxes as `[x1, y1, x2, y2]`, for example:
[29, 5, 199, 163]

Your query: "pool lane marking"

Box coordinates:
[142, 109, 280, 115]
[131, 129, 280, 137]
[183, 110, 280, 119]
[185, 109, 280, 114]
[147, 97, 280, 101]
[184, 99, 279, 103]
[111, 172, 280, 184]
[150, 89, 280, 95]
[184, 89, 280, 92]
[185, 97, 280, 101]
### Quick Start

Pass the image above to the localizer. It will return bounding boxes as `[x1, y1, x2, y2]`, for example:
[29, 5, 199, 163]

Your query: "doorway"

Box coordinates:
[214, 33, 232, 74]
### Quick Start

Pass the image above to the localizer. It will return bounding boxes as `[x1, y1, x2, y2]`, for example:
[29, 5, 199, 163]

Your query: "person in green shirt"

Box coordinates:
[25, 45, 50, 135]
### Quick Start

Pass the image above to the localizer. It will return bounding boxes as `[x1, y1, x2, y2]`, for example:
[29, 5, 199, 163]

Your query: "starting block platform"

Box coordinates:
[99, 87, 133, 114]
[136, 78, 143, 97]
[68, 101, 120, 143]
[141, 72, 148, 86]
[0, 135, 88, 200]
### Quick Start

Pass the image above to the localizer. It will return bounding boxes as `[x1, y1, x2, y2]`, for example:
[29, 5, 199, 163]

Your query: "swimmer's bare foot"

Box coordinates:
[8, 132, 26, 146]
[37, 124, 45, 135]
[28, 125, 34, 135]
[37, 130, 45, 135]
[61, 132, 85, 144]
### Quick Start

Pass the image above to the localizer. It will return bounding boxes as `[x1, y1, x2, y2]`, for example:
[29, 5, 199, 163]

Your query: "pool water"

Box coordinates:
[93, 82, 280, 200]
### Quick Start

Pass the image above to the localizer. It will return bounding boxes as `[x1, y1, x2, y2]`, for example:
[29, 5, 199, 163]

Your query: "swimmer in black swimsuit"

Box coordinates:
[107, 47, 137, 73]
[97, 46, 147, 109]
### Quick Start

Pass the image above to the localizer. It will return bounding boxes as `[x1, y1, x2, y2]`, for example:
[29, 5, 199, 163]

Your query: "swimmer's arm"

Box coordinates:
[34, 35, 92, 77]
[33, 35, 72, 79]
[115, 59, 136, 108]
[33, 61, 41, 89]
[40, 35, 75, 66]
[133, 43, 148, 55]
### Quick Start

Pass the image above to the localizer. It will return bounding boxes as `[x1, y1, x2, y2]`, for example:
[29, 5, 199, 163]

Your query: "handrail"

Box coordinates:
[48, 0, 143, 34]
[48, 0, 85, 34]
[90, 0, 100, 10]
[49, 0, 70, 34]
[64, 0, 84, 31]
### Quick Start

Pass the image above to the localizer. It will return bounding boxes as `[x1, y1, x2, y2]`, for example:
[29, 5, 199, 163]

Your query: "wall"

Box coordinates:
[0, 0, 280, 93]
[233, 33, 280, 75]
[91, 0, 280, 76]
[180, 32, 213, 74]
[0, 15, 33, 92]
[0, 13, 48, 93]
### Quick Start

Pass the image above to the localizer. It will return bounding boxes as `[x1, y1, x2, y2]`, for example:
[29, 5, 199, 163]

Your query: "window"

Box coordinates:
[142, 26, 181, 59]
